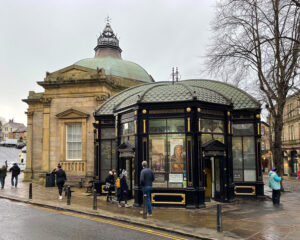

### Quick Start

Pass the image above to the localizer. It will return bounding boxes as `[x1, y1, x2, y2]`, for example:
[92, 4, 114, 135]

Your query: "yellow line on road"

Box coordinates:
[30, 205, 188, 240]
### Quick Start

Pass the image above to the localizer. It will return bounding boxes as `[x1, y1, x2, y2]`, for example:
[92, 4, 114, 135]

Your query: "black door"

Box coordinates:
[213, 156, 225, 201]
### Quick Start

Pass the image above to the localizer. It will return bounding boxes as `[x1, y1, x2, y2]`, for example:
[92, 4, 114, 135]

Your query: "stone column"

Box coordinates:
[41, 98, 52, 179]
[23, 111, 34, 181]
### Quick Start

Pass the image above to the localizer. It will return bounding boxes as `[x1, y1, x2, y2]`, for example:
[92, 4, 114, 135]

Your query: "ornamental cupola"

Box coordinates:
[94, 18, 122, 59]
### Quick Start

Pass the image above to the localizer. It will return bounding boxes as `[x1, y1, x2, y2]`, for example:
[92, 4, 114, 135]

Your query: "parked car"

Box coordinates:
[22, 146, 26, 153]
[16, 142, 26, 149]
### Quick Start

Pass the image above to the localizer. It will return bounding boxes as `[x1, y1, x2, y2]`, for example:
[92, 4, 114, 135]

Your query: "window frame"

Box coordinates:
[66, 123, 82, 161]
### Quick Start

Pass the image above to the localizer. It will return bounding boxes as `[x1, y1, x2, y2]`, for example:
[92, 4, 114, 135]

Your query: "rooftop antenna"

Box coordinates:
[170, 67, 175, 84]
[175, 67, 179, 82]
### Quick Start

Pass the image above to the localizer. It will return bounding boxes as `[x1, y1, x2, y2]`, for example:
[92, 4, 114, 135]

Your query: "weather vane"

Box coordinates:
[105, 16, 111, 24]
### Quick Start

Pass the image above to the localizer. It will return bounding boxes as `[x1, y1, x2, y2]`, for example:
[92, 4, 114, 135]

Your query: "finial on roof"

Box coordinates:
[94, 17, 122, 59]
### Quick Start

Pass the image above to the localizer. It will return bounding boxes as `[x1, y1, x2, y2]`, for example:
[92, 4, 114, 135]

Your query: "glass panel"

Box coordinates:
[233, 169, 243, 182]
[100, 169, 110, 182]
[168, 134, 186, 174]
[101, 140, 111, 170]
[121, 122, 134, 135]
[215, 158, 220, 192]
[149, 135, 166, 173]
[243, 137, 256, 169]
[167, 119, 185, 132]
[233, 123, 254, 135]
[66, 124, 82, 160]
[111, 140, 117, 170]
[244, 170, 256, 181]
[200, 119, 212, 132]
[232, 137, 243, 169]
[212, 120, 224, 133]
[201, 134, 213, 144]
[149, 119, 166, 133]
[101, 128, 115, 139]
[213, 134, 224, 143]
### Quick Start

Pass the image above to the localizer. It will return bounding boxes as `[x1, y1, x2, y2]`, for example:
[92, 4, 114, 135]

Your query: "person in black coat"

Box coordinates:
[9, 163, 21, 188]
[105, 170, 115, 202]
[118, 169, 130, 208]
[52, 164, 67, 200]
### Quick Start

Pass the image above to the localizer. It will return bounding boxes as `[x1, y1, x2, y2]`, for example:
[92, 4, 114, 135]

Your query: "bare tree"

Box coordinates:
[206, 0, 300, 177]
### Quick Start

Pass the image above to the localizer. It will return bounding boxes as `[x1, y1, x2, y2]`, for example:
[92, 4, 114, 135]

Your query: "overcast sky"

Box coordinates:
[0, 0, 217, 125]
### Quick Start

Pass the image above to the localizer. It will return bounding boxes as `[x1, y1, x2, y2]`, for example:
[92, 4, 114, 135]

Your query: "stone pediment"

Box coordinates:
[44, 65, 105, 82]
[56, 108, 90, 119]
[202, 139, 225, 151]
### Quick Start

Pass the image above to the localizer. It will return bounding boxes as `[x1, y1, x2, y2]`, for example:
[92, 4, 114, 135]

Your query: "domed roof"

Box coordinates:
[95, 79, 260, 116]
[74, 56, 154, 83]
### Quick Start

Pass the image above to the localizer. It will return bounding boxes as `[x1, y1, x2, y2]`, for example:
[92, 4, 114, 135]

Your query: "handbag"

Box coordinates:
[105, 182, 111, 191]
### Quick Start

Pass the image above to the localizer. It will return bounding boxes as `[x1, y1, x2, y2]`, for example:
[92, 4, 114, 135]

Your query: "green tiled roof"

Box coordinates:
[184, 79, 260, 110]
[95, 79, 260, 116]
[74, 57, 153, 83]
[94, 80, 260, 115]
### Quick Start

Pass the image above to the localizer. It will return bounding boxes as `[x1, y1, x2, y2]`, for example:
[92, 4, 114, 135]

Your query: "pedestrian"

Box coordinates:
[105, 170, 115, 202]
[269, 167, 282, 205]
[0, 161, 8, 189]
[9, 163, 21, 188]
[52, 164, 67, 200]
[118, 169, 130, 208]
[140, 161, 155, 216]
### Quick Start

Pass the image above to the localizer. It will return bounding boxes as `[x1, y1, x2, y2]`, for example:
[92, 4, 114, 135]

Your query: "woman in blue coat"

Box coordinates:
[269, 167, 282, 204]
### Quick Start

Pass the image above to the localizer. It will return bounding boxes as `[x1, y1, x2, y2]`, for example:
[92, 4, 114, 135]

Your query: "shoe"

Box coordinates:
[124, 204, 130, 208]
[139, 210, 143, 215]
[59, 195, 63, 200]
[147, 213, 152, 217]
[118, 203, 122, 207]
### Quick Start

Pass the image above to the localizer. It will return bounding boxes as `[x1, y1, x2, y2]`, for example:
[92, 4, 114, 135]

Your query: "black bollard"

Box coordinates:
[93, 189, 97, 210]
[67, 186, 71, 205]
[143, 194, 147, 219]
[217, 204, 222, 232]
[29, 183, 32, 199]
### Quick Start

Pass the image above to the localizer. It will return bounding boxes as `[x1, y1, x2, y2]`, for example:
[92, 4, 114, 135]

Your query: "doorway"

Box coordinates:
[204, 156, 224, 201]
[119, 157, 134, 199]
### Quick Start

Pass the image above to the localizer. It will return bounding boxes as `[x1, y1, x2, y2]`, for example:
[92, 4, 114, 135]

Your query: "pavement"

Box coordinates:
[0, 172, 300, 240]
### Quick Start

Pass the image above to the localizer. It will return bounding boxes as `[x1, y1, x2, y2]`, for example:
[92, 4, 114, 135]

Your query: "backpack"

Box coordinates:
[116, 177, 120, 188]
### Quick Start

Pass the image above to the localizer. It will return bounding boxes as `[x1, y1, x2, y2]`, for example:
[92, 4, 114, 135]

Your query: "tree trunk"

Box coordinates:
[272, 105, 285, 191]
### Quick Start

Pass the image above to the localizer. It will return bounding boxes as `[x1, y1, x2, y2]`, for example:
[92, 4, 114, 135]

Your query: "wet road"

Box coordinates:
[0, 146, 25, 166]
[0, 199, 192, 240]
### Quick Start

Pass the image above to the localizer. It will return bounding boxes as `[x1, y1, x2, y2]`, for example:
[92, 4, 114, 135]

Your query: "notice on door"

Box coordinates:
[169, 173, 183, 183]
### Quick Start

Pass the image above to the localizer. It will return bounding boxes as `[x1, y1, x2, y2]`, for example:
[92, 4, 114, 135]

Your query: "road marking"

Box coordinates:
[30, 205, 189, 240]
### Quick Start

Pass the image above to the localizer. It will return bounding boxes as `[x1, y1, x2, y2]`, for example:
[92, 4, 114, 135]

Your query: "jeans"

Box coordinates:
[272, 189, 281, 204]
[142, 186, 152, 214]
[0, 177, 5, 188]
[11, 175, 18, 187]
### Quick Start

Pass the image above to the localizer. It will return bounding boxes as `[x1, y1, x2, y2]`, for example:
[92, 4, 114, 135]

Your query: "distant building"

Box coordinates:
[268, 92, 300, 176]
[0, 121, 2, 141]
[1, 119, 26, 141]
[13, 125, 27, 143]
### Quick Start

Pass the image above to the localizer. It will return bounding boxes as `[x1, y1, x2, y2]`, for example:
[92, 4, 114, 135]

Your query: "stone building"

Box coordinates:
[23, 22, 154, 183]
[1, 119, 26, 140]
[281, 93, 300, 176]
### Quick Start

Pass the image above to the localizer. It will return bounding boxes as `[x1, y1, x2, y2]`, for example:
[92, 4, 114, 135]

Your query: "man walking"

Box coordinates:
[9, 163, 21, 188]
[140, 161, 155, 216]
[269, 167, 282, 205]
[52, 164, 67, 200]
[0, 161, 8, 189]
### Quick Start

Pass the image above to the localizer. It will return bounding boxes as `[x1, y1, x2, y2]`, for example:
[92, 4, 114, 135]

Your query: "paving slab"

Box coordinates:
[0, 172, 300, 240]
